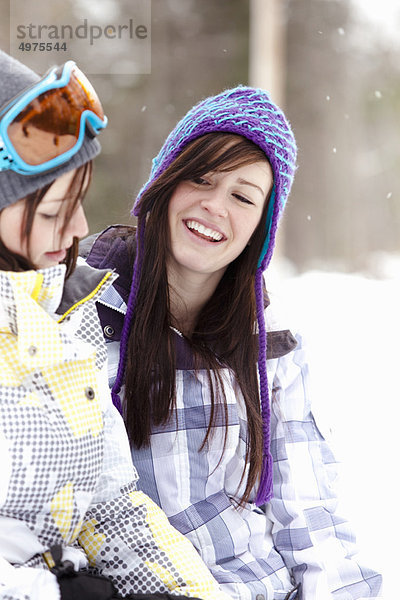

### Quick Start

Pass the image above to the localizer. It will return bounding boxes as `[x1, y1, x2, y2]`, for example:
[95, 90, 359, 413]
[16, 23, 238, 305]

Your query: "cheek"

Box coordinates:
[234, 210, 263, 246]
[248, 205, 265, 238]
[169, 182, 196, 215]
[167, 207, 174, 245]
[169, 191, 186, 218]
[29, 217, 58, 253]
[0, 212, 25, 255]
[168, 193, 188, 237]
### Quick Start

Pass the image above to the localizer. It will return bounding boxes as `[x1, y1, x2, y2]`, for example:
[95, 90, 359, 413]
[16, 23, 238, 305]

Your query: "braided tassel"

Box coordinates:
[111, 218, 146, 416]
[254, 267, 274, 506]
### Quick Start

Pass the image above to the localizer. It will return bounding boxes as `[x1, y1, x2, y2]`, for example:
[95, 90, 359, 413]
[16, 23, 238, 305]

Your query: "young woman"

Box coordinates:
[0, 51, 232, 600]
[84, 88, 383, 600]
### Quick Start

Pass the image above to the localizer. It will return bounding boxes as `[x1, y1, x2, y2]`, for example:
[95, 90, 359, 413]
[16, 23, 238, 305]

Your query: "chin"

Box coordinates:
[37, 260, 58, 269]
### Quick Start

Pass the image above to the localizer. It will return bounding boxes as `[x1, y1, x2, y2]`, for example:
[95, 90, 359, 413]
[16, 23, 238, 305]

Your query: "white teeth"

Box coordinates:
[186, 220, 223, 241]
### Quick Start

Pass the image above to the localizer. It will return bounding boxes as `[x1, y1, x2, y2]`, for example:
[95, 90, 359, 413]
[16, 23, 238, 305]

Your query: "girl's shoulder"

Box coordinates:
[79, 224, 136, 263]
[264, 295, 298, 360]
[79, 225, 136, 303]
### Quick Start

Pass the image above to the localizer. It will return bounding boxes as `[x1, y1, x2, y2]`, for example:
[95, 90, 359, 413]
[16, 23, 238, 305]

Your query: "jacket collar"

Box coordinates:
[0, 266, 67, 332]
[56, 262, 117, 316]
[0, 263, 116, 334]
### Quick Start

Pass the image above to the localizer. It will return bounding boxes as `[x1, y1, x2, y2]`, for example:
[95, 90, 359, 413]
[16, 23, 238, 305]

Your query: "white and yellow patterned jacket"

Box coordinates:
[0, 264, 231, 600]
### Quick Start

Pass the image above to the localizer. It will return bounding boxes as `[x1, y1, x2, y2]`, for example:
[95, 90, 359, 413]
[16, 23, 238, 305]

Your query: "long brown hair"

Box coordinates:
[0, 161, 92, 277]
[125, 133, 272, 505]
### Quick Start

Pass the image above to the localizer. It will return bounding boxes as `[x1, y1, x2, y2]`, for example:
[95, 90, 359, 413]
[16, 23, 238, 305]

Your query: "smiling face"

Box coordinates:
[0, 169, 89, 269]
[167, 160, 273, 287]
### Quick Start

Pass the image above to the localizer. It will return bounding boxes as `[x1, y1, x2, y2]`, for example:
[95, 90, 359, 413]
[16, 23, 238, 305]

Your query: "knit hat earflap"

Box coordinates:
[112, 86, 297, 506]
[0, 51, 101, 209]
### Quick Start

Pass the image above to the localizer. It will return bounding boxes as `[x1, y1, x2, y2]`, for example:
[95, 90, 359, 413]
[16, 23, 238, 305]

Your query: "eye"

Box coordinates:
[191, 176, 210, 186]
[38, 213, 59, 221]
[233, 193, 254, 205]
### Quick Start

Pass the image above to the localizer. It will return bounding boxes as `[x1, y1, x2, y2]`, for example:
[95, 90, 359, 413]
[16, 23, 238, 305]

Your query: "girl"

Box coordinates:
[84, 88, 383, 600]
[0, 51, 232, 600]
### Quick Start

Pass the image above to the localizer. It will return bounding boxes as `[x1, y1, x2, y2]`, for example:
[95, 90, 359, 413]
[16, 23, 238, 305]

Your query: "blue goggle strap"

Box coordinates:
[0, 61, 107, 175]
[258, 185, 276, 268]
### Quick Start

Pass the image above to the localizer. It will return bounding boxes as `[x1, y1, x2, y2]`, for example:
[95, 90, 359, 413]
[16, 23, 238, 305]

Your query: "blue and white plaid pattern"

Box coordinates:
[103, 293, 383, 600]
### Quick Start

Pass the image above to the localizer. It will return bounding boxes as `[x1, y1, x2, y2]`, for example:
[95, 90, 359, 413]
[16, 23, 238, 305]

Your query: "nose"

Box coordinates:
[200, 191, 228, 218]
[65, 203, 89, 240]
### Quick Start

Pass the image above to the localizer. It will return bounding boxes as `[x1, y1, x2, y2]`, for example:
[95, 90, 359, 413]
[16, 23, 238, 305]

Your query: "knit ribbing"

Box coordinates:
[254, 267, 273, 505]
[112, 217, 146, 415]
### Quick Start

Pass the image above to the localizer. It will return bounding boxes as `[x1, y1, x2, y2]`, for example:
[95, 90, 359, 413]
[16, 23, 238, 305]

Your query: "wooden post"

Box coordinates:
[249, 0, 287, 262]
[249, 0, 286, 106]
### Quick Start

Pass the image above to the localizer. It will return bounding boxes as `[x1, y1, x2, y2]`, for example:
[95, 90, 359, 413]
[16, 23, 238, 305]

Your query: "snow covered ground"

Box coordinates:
[267, 258, 400, 598]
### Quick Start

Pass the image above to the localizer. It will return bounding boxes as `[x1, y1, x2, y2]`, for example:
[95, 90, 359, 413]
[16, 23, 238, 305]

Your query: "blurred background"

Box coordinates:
[1, 0, 400, 274]
[1, 0, 399, 595]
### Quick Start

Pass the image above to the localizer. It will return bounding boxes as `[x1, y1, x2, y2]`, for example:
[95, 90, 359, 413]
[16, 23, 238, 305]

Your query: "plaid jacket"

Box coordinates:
[0, 264, 232, 600]
[84, 227, 383, 600]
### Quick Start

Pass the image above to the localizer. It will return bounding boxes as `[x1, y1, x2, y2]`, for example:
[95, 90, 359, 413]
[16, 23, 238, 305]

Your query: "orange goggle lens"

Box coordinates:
[7, 67, 105, 166]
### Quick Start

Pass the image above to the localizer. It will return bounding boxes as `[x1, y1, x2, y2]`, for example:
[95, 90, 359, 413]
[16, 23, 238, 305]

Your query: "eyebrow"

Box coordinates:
[237, 177, 266, 197]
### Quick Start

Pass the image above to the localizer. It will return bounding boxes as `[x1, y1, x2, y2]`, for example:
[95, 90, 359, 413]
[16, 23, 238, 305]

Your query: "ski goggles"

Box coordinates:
[0, 60, 107, 175]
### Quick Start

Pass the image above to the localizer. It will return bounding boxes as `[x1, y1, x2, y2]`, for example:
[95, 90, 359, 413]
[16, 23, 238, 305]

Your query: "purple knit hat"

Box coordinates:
[113, 86, 297, 505]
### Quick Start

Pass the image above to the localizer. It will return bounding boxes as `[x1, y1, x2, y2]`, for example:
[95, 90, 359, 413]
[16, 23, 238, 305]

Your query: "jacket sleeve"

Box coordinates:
[0, 557, 60, 600]
[0, 429, 60, 600]
[77, 400, 232, 600]
[128, 363, 296, 600]
[265, 331, 383, 599]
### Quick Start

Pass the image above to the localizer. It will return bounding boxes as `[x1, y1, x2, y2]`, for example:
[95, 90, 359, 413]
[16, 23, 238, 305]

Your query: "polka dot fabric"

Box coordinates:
[0, 266, 231, 600]
[0, 266, 110, 554]
[80, 489, 228, 599]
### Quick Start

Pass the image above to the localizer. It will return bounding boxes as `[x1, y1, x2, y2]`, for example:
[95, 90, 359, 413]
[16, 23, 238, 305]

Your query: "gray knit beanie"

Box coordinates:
[0, 51, 101, 210]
